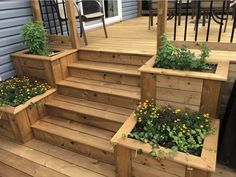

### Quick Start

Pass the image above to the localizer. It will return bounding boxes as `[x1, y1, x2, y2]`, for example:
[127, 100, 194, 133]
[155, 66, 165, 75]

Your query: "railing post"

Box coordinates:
[138, 0, 143, 17]
[156, 0, 168, 51]
[65, 0, 80, 49]
[32, 0, 43, 22]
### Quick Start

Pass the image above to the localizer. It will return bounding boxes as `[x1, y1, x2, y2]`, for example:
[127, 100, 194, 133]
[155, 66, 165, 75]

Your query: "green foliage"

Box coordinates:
[21, 21, 51, 56]
[0, 77, 51, 107]
[154, 34, 216, 72]
[129, 100, 214, 158]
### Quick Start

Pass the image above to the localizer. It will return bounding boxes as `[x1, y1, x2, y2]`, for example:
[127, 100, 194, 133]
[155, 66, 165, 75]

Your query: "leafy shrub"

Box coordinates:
[0, 77, 51, 107]
[154, 34, 216, 72]
[21, 22, 51, 56]
[129, 100, 215, 157]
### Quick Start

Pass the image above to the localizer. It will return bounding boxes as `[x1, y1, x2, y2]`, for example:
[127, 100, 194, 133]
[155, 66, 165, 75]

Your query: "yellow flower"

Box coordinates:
[200, 125, 204, 128]
[175, 109, 181, 113]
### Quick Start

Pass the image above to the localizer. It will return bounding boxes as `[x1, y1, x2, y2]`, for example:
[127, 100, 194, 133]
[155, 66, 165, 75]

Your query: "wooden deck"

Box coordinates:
[0, 136, 235, 177]
[79, 17, 236, 55]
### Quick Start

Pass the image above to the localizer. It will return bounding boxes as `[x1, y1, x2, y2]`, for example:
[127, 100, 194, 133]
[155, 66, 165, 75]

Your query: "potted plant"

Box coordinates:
[112, 100, 219, 177]
[0, 77, 56, 143]
[11, 21, 77, 86]
[139, 34, 229, 118]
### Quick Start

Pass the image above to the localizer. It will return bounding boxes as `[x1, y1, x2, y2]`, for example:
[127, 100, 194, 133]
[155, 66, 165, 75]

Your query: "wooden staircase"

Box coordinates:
[30, 50, 150, 176]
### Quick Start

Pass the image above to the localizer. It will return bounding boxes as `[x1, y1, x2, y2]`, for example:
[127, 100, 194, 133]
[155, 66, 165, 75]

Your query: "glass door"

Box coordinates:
[81, 0, 122, 30]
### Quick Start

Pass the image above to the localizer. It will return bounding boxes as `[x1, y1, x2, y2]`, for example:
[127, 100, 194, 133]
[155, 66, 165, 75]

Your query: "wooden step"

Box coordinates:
[45, 95, 132, 131]
[68, 61, 140, 86]
[0, 136, 115, 177]
[32, 118, 115, 165]
[57, 77, 140, 109]
[78, 50, 150, 66]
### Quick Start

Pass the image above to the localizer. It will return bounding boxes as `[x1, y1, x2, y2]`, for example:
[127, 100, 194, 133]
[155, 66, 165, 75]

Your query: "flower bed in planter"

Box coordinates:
[0, 78, 56, 143]
[139, 54, 229, 119]
[112, 103, 220, 177]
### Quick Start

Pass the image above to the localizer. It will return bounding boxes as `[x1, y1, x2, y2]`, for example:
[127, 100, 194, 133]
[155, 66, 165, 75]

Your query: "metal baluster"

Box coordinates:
[184, 0, 189, 41]
[206, 0, 213, 42]
[218, 0, 226, 42]
[49, 0, 58, 34]
[62, 0, 70, 35]
[44, 0, 52, 34]
[174, 0, 178, 40]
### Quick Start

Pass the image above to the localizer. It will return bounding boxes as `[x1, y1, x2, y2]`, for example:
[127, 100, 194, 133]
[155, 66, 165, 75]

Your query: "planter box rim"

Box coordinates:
[0, 88, 56, 115]
[139, 55, 229, 81]
[11, 49, 78, 62]
[112, 113, 220, 173]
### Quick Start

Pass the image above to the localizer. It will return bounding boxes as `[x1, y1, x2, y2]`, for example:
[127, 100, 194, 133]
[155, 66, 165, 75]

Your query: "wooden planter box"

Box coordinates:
[11, 49, 78, 87]
[0, 89, 56, 143]
[139, 56, 229, 118]
[112, 113, 220, 177]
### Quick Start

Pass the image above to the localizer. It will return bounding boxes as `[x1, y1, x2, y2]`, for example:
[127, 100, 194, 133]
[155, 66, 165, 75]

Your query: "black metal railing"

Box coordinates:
[170, 0, 236, 43]
[39, 0, 70, 36]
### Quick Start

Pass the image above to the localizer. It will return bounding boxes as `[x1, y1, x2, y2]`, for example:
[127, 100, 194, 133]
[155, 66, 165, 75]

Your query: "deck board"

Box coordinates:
[78, 17, 236, 55]
[0, 136, 235, 177]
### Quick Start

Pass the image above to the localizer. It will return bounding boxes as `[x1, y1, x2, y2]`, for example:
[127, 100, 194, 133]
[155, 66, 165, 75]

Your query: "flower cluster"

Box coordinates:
[130, 101, 213, 156]
[0, 77, 51, 107]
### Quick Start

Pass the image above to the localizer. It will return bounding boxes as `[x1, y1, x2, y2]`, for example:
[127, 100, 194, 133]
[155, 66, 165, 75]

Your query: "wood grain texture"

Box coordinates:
[115, 145, 132, 177]
[200, 80, 222, 118]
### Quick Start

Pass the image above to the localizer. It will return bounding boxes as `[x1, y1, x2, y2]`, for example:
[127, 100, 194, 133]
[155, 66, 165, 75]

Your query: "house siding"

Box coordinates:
[122, 0, 138, 20]
[0, 0, 33, 81]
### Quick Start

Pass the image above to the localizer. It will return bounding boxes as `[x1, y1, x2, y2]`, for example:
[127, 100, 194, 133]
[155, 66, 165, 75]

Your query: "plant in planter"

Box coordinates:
[11, 21, 78, 86]
[139, 34, 229, 118]
[21, 21, 52, 56]
[129, 100, 214, 157]
[112, 101, 220, 177]
[154, 34, 216, 72]
[0, 77, 55, 143]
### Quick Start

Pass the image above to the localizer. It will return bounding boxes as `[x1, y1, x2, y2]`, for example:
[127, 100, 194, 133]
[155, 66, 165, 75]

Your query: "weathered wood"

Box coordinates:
[31, 0, 42, 22]
[200, 80, 222, 118]
[65, 0, 80, 49]
[156, 0, 167, 50]
[115, 145, 132, 177]
[141, 73, 156, 101]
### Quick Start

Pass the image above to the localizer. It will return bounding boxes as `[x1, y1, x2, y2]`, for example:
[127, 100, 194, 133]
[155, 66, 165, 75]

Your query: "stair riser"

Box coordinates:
[33, 129, 114, 165]
[69, 68, 140, 87]
[78, 50, 150, 66]
[58, 85, 139, 109]
[46, 105, 122, 132]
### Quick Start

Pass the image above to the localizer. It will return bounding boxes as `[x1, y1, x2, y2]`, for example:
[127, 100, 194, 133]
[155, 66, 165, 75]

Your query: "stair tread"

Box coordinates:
[25, 139, 115, 177]
[69, 60, 140, 76]
[45, 98, 128, 124]
[32, 120, 114, 153]
[58, 77, 141, 100]
[54, 94, 133, 116]
[42, 116, 114, 140]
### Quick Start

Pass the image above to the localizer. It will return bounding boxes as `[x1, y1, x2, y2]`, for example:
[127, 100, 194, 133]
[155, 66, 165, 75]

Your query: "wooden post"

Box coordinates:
[115, 145, 132, 177]
[138, 0, 143, 17]
[141, 73, 156, 101]
[200, 80, 222, 118]
[65, 0, 80, 49]
[156, 0, 168, 51]
[31, 0, 43, 22]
